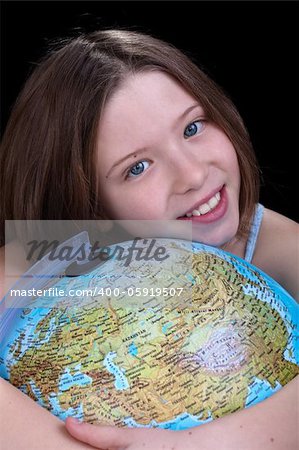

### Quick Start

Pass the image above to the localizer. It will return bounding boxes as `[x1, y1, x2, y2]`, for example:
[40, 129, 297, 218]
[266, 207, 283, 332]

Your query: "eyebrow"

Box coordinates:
[105, 103, 201, 178]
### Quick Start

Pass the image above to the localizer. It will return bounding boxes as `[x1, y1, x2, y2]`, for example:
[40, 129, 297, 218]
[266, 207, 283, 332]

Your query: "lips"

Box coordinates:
[178, 185, 224, 217]
[177, 185, 228, 224]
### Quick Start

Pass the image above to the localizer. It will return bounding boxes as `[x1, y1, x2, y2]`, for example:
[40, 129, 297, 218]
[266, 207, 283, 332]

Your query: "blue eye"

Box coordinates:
[184, 120, 204, 138]
[126, 160, 150, 178]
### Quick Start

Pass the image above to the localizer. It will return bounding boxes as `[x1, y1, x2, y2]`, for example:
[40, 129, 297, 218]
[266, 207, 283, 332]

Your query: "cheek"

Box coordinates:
[100, 184, 164, 220]
[102, 191, 129, 219]
[219, 140, 240, 182]
[98, 184, 120, 218]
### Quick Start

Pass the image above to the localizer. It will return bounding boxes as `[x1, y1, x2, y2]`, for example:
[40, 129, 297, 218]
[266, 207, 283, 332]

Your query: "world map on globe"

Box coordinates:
[0, 238, 298, 430]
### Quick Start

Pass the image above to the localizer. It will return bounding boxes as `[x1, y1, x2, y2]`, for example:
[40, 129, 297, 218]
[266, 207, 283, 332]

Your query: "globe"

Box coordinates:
[0, 238, 298, 430]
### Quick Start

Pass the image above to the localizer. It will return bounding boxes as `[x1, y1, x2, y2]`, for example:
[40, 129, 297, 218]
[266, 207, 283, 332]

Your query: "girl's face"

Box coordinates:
[96, 71, 240, 247]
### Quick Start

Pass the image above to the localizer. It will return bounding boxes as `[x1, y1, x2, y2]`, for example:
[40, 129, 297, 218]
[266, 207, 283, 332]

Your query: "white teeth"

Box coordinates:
[208, 196, 218, 209]
[198, 203, 211, 215]
[191, 210, 201, 216]
[185, 191, 221, 217]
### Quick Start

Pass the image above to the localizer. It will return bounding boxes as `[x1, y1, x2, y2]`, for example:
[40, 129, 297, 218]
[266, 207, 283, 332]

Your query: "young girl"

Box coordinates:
[0, 29, 298, 450]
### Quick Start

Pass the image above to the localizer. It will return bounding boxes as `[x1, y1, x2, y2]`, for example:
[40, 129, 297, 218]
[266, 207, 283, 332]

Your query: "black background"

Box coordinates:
[1, 1, 298, 222]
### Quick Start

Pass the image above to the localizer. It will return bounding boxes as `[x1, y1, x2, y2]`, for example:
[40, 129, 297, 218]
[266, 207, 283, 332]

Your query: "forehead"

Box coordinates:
[100, 71, 200, 132]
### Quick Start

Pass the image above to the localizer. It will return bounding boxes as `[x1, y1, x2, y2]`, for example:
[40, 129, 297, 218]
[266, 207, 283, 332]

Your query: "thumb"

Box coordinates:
[65, 417, 130, 449]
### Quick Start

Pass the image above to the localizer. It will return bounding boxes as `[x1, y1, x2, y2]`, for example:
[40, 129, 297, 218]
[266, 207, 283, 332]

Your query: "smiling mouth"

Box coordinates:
[178, 189, 222, 218]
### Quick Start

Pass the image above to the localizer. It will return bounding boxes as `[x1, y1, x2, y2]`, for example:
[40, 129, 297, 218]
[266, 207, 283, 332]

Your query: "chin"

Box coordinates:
[191, 224, 239, 248]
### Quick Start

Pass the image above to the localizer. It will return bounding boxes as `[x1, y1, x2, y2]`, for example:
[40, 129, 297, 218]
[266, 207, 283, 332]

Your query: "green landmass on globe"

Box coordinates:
[1, 239, 298, 430]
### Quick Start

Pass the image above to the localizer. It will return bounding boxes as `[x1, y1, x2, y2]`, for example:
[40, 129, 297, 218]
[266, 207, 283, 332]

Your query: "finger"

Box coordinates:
[65, 417, 132, 449]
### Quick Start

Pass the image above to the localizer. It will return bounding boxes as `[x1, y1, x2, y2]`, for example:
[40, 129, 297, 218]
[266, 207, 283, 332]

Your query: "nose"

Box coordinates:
[167, 147, 208, 194]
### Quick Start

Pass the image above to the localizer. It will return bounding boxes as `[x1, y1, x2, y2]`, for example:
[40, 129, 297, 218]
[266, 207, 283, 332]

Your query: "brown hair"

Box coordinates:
[0, 29, 259, 246]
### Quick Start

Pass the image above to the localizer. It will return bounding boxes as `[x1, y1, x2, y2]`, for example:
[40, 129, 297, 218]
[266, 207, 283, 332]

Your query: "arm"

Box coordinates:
[254, 209, 299, 301]
[0, 247, 96, 449]
[0, 378, 98, 450]
[66, 376, 299, 450]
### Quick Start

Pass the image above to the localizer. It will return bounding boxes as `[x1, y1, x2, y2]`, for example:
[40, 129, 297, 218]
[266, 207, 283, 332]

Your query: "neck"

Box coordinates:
[220, 236, 247, 259]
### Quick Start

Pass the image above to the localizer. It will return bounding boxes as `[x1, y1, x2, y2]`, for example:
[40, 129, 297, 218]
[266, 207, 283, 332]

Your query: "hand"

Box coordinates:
[65, 418, 191, 450]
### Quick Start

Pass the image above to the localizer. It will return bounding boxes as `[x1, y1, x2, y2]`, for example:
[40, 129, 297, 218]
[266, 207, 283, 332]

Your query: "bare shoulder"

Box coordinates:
[253, 208, 299, 300]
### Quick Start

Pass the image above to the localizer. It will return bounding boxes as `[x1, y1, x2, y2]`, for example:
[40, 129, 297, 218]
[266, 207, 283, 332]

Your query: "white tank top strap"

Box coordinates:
[244, 203, 264, 263]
